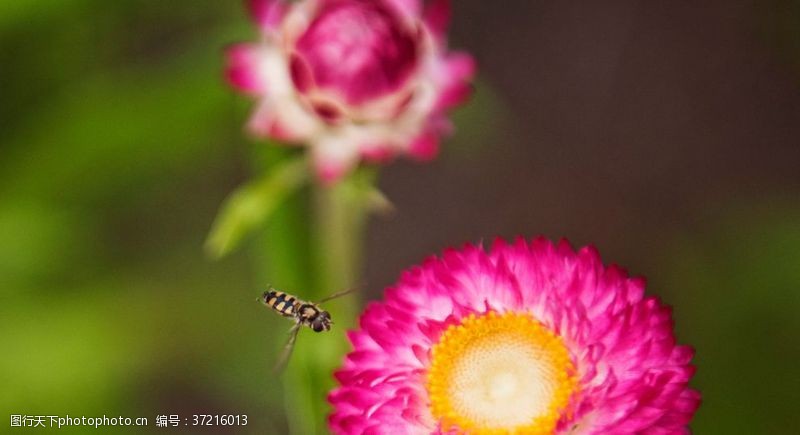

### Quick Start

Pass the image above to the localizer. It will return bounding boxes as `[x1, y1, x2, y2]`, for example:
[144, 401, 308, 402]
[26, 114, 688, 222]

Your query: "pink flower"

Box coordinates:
[226, 0, 475, 182]
[329, 237, 700, 434]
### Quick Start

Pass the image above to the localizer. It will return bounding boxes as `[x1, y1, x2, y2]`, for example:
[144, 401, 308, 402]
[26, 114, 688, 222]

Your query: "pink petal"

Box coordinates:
[225, 44, 266, 95]
[434, 52, 476, 111]
[383, 0, 422, 20]
[247, 0, 287, 32]
[311, 137, 360, 183]
[408, 131, 440, 161]
[360, 144, 396, 163]
[423, 0, 451, 40]
[294, 0, 419, 106]
[246, 99, 319, 142]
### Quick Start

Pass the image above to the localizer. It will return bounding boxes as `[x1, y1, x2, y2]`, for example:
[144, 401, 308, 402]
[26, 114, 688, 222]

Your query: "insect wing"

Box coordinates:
[272, 322, 301, 375]
[315, 287, 357, 304]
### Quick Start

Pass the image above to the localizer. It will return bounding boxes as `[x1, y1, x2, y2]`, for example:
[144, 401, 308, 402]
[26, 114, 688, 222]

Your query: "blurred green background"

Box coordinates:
[2, 1, 800, 434]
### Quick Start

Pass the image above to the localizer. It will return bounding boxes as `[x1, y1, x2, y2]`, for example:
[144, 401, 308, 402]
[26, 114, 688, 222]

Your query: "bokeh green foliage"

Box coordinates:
[665, 200, 800, 434]
[0, 1, 294, 433]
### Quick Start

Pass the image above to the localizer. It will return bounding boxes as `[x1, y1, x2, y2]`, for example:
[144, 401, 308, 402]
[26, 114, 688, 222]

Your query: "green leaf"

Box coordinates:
[205, 156, 309, 259]
[363, 185, 395, 215]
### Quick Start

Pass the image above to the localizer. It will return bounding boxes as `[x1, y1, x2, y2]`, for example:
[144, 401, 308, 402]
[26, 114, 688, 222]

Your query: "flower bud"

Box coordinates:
[226, 0, 475, 182]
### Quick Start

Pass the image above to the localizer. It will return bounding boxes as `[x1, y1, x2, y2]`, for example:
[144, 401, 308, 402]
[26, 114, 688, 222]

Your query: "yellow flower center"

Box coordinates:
[427, 311, 577, 434]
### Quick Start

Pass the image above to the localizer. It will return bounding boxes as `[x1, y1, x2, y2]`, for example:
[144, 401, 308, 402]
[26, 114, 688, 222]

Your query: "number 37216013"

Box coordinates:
[191, 415, 248, 426]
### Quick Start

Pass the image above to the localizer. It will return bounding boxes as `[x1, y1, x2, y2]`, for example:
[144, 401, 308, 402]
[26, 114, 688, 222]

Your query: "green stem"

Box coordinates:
[279, 168, 373, 435]
[313, 177, 366, 293]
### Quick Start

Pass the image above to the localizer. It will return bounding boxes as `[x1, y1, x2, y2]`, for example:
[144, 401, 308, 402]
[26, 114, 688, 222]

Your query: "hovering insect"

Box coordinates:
[260, 286, 355, 374]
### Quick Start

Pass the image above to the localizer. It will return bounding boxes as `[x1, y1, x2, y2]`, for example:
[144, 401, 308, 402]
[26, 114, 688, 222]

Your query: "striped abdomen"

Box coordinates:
[264, 290, 299, 317]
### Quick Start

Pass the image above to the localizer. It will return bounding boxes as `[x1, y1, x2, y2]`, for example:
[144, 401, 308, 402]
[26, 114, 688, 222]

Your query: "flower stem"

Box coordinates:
[278, 167, 372, 435]
[312, 176, 366, 293]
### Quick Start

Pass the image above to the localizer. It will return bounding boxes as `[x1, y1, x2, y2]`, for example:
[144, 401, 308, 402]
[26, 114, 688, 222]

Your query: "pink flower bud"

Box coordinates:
[226, 0, 475, 182]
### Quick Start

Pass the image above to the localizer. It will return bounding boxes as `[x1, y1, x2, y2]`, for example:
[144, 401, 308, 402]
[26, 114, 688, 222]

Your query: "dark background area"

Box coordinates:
[2, 1, 799, 433]
[374, 0, 800, 274]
